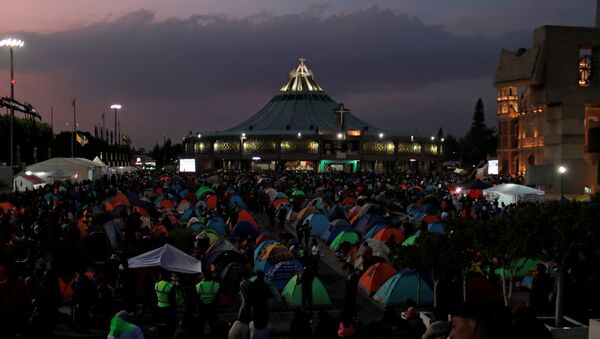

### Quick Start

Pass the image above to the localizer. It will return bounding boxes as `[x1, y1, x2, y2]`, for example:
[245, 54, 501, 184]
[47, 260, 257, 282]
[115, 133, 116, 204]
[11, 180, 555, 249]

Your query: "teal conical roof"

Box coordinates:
[210, 59, 386, 136]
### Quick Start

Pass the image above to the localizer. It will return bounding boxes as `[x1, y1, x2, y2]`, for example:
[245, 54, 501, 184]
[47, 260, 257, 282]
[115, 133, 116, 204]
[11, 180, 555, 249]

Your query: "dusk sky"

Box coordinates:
[1, 0, 596, 148]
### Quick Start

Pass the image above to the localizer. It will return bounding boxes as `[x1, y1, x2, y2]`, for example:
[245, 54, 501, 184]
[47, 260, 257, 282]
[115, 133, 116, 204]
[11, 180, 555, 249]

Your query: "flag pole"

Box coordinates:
[71, 98, 76, 158]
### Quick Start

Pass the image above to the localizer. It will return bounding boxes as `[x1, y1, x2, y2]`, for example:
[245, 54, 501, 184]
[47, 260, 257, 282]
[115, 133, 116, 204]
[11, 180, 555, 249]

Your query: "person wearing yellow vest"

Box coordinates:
[196, 273, 220, 338]
[154, 270, 177, 339]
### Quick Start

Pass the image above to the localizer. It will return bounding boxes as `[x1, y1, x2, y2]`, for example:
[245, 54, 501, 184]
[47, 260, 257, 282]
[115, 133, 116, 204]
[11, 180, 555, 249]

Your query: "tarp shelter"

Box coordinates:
[483, 183, 545, 206]
[24, 157, 108, 183]
[373, 269, 434, 307]
[359, 263, 398, 296]
[127, 244, 202, 274]
[267, 260, 304, 291]
[281, 274, 332, 308]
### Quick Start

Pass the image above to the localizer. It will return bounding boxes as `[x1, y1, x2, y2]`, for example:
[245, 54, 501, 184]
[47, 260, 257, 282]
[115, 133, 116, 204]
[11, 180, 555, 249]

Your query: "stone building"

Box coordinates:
[183, 59, 442, 173]
[494, 2, 600, 195]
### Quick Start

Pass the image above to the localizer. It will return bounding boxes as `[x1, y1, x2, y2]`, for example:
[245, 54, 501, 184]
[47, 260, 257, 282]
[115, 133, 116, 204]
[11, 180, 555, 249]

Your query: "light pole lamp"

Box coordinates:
[110, 104, 122, 146]
[1, 38, 25, 167]
[558, 165, 567, 199]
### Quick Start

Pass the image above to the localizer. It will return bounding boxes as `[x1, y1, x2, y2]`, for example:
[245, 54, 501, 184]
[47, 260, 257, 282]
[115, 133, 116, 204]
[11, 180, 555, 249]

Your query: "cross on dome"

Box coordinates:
[334, 103, 350, 131]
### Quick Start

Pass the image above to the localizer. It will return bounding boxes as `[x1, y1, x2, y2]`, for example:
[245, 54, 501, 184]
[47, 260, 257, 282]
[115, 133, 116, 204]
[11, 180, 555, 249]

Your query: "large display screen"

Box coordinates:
[179, 159, 196, 172]
[488, 160, 499, 175]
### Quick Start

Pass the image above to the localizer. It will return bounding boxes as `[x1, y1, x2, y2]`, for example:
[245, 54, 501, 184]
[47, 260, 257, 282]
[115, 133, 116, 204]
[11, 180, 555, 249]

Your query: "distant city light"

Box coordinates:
[441, 138, 445, 142]
[378, 132, 384, 139]
[242, 132, 246, 138]
[110, 104, 122, 109]
[197, 133, 202, 138]
[430, 136, 435, 141]
[337, 132, 343, 139]
[252, 156, 261, 161]
[297, 132, 302, 138]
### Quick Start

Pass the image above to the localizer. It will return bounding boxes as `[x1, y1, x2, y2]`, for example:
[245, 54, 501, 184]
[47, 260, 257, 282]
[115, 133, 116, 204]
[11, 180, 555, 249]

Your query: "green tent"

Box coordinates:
[329, 231, 359, 251]
[196, 186, 215, 198]
[291, 190, 306, 197]
[402, 231, 420, 246]
[495, 258, 541, 278]
[281, 274, 332, 308]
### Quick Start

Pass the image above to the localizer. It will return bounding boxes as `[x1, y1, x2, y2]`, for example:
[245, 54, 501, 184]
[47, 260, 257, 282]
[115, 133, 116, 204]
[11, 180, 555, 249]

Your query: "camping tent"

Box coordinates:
[373, 269, 433, 306]
[359, 263, 397, 296]
[482, 183, 545, 206]
[281, 274, 332, 308]
[127, 244, 202, 274]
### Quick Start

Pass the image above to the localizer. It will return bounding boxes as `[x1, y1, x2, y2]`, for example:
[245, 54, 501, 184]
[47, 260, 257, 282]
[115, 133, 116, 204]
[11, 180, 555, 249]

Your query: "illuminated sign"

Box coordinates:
[488, 160, 499, 175]
[179, 158, 196, 172]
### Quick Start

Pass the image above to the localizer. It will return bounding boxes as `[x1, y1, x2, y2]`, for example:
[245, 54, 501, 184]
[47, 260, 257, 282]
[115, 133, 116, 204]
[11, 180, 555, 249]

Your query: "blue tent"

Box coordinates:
[228, 195, 246, 209]
[427, 223, 446, 234]
[254, 239, 278, 262]
[373, 269, 434, 307]
[365, 224, 386, 238]
[354, 214, 386, 234]
[321, 220, 352, 243]
[231, 221, 258, 238]
[306, 213, 330, 236]
[207, 218, 227, 236]
[181, 208, 201, 222]
[126, 192, 140, 205]
[188, 221, 206, 232]
[44, 192, 59, 201]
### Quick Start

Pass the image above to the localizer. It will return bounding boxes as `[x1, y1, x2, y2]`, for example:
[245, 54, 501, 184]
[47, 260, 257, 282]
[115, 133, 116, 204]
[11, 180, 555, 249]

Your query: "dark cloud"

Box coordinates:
[9, 7, 531, 147]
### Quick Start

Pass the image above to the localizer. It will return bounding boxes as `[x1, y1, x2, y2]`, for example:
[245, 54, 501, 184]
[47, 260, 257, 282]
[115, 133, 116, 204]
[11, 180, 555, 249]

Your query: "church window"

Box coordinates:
[579, 48, 592, 87]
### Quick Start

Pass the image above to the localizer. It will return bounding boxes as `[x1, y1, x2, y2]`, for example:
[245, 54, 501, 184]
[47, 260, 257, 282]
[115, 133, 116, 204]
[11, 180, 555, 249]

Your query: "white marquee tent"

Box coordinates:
[127, 244, 202, 274]
[483, 183, 545, 206]
[24, 157, 108, 183]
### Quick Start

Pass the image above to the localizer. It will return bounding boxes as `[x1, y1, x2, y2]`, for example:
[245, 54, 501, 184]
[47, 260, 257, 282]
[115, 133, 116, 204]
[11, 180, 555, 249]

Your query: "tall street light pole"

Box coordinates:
[1, 38, 24, 167]
[111, 104, 122, 146]
[558, 165, 567, 200]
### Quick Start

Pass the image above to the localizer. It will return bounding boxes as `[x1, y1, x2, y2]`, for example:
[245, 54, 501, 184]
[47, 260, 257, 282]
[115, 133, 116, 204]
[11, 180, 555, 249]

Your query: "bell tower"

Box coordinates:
[497, 86, 519, 175]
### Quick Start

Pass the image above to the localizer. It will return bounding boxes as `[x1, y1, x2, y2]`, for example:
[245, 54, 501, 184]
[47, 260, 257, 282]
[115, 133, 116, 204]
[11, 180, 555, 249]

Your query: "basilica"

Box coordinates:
[182, 59, 441, 173]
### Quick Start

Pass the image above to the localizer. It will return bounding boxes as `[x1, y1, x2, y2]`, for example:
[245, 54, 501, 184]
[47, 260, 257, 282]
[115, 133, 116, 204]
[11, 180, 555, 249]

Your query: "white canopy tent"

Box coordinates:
[24, 157, 108, 183]
[483, 183, 545, 206]
[127, 244, 202, 274]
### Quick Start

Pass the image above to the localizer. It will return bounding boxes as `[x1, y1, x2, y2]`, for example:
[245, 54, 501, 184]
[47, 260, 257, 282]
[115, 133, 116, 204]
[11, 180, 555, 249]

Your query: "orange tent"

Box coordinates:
[0, 202, 15, 212]
[110, 192, 131, 207]
[104, 202, 114, 212]
[359, 262, 398, 296]
[373, 228, 405, 243]
[133, 206, 150, 217]
[238, 210, 258, 229]
[423, 214, 441, 224]
[206, 195, 218, 209]
[159, 199, 175, 210]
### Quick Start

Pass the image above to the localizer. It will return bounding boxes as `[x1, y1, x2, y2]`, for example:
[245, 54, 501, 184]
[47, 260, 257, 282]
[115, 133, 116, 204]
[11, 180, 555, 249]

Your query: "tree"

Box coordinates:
[534, 200, 600, 327]
[442, 218, 480, 301]
[460, 98, 497, 167]
[479, 208, 545, 306]
[410, 232, 449, 307]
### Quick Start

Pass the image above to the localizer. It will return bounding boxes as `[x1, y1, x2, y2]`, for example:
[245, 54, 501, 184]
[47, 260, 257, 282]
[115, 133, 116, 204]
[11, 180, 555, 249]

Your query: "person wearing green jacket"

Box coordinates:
[108, 311, 145, 339]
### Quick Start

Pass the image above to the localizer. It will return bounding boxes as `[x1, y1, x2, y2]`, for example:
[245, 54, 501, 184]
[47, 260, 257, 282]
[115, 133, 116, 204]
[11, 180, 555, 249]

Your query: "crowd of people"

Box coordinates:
[0, 169, 595, 339]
